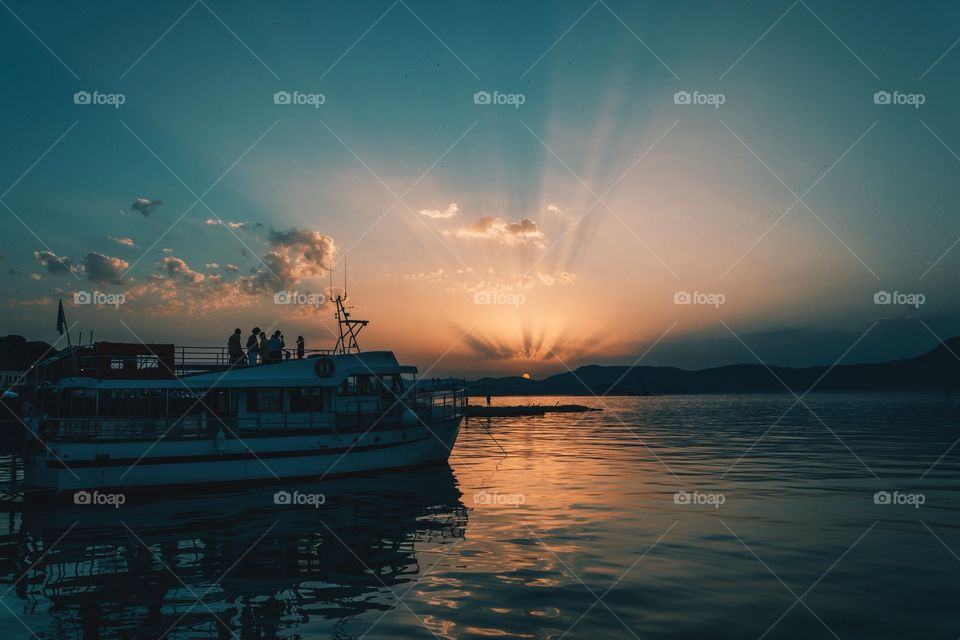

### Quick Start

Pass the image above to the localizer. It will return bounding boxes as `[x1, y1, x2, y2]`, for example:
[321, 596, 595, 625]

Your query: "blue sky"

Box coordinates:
[2, 1, 960, 375]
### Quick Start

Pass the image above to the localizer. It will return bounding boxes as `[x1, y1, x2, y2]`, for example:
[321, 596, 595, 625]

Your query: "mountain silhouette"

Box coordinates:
[469, 337, 960, 395]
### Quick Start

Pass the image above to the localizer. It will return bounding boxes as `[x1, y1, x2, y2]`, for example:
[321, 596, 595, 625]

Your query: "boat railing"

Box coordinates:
[41, 345, 339, 379]
[175, 346, 336, 373]
[404, 387, 468, 422]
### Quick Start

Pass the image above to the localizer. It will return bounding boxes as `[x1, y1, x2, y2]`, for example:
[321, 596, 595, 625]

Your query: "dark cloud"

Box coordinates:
[130, 197, 162, 216]
[33, 250, 74, 275]
[157, 256, 205, 284]
[81, 252, 129, 284]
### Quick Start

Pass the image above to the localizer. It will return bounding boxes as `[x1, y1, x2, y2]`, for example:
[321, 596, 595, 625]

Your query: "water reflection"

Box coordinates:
[2, 395, 960, 639]
[3, 465, 466, 639]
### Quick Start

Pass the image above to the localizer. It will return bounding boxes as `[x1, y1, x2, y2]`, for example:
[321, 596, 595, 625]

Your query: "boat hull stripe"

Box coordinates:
[45, 434, 436, 469]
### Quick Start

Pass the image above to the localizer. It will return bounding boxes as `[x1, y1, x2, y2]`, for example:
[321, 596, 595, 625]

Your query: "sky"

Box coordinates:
[2, 0, 960, 376]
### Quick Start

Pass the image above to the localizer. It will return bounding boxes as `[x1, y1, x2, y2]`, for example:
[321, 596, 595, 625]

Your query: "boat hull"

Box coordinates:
[24, 417, 463, 495]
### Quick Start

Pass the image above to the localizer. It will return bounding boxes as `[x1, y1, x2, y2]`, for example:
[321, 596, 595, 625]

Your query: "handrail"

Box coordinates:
[46, 345, 339, 378]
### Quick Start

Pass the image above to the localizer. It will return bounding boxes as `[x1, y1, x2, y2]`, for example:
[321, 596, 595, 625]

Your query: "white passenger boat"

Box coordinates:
[23, 298, 467, 495]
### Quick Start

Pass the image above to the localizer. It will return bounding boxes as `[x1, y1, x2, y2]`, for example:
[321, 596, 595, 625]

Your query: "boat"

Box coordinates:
[19, 296, 467, 495]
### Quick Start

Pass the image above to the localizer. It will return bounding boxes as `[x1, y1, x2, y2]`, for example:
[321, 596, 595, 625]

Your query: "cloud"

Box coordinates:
[130, 197, 162, 216]
[456, 216, 546, 247]
[81, 252, 129, 284]
[206, 218, 262, 231]
[250, 227, 336, 289]
[419, 203, 460, 219]
[33, 250, 74, 275]
[403, 268, 446, 282]
[546, 204, 562, 213]
[107, 235, 135, 247]
[46, 223, 336, 317]
[157, 256, 205, 284]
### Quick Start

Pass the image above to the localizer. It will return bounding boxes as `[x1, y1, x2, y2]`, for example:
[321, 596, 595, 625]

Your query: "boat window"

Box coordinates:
[205, 388, 232, 418]
[358, 375, 376, 395]
[169, 389, 205, 417]
[100, 389, 152, 417]
[378, 374, 403, 396]
[145, 389, 165, 417]
[339, 375, 378, 395]
[39, 387, 59, 414]
[289, 387, 324, 412]
[341, 376, 357, 395]
[60, 388, 96, 417]
[247, 388, 283, 412]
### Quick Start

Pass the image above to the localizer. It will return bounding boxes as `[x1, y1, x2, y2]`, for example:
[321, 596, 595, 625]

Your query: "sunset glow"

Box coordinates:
[2, 2, 959, 376]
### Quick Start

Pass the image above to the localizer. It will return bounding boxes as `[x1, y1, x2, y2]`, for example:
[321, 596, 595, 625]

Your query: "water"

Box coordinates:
[1, 393, 958, 639]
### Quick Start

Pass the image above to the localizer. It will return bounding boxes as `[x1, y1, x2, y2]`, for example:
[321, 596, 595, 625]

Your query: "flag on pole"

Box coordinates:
[57, 298, 66, 335]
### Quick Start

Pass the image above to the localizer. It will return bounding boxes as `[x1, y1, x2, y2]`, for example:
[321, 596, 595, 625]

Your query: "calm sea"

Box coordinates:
[1, 393, 958, 639]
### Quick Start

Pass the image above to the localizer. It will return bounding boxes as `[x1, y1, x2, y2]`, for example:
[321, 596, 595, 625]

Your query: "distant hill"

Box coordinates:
[469, 337, 960, 395]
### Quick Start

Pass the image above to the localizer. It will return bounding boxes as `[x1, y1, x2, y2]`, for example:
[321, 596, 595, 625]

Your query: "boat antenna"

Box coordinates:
[332, 253, 368, 355]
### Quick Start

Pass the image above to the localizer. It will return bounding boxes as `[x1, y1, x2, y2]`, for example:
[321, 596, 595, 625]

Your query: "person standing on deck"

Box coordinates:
[268, 330, 283, 363]
[246, 327, 261, 365]
[259, 331, 269, 364]
[228, 328, 243, 365]
[296, 336, 305, 360]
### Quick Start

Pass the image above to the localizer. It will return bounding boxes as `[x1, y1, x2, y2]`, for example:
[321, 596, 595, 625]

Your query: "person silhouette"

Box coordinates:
[296, 336, 305, 360]
[268, 330, 283, 363]
[246, 327, 261, 365]
[228, 328, 243, 365]
[259, 332, 269, 364]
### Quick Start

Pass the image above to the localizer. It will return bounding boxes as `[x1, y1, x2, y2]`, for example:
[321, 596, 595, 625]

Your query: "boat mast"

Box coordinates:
[332, 254, 368, 354]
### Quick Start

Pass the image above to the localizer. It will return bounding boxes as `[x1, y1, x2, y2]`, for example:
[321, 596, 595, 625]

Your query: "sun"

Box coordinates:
[520, 372, 531, 380]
